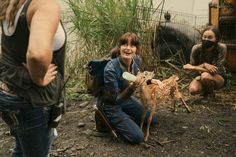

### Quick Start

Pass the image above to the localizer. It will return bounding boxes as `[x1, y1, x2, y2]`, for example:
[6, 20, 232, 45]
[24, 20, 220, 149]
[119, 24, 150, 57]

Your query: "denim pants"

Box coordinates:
[0, 92, 54, 157]
[99, 97, 157, 144]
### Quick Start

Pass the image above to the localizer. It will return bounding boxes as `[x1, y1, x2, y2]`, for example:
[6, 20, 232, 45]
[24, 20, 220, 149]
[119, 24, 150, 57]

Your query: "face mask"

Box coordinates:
[202, 40, 216, 49]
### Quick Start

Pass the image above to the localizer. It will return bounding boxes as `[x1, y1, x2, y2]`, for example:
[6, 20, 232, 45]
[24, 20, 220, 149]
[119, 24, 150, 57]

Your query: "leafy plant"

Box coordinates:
[67, 0, 159, 57]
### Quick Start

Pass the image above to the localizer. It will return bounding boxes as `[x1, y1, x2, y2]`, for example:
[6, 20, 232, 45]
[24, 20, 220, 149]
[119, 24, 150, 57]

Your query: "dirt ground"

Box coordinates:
[1, 77, 236, 157]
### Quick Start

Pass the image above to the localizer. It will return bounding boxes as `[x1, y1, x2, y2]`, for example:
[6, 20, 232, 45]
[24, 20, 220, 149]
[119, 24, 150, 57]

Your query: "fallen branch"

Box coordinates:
[155, 139, 176, 146]
[202, 106, 216, 113]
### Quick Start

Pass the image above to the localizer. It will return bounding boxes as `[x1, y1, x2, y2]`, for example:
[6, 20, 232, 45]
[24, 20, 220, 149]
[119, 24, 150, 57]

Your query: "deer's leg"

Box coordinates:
[144, 105, 156, 142]
[172, 99, 177, 112]
[140, 106, 147, 129]
[180, 97, 191, 113]
[154, 113, 159, 129]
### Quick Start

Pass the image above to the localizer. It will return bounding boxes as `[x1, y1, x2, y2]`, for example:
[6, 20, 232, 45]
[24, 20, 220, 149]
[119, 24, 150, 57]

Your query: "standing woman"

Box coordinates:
[183, 26, 227, 98]
[0, 0, 66, 156]
[97, 32, 158, 144]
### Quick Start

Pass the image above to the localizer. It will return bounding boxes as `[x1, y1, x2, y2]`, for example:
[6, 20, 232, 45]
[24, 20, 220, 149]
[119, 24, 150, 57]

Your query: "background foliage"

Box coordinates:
[64, 0, 165, 100]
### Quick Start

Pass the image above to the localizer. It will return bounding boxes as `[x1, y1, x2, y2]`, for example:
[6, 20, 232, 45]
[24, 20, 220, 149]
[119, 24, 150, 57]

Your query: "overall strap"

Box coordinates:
[113, 58, 122, 78]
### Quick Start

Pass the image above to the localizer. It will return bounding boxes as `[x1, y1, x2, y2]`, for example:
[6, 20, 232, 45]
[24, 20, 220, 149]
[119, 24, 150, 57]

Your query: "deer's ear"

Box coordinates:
[151, 71, 155, 77]
[136, 71, 142, 77]
[174, 75, 179, 81]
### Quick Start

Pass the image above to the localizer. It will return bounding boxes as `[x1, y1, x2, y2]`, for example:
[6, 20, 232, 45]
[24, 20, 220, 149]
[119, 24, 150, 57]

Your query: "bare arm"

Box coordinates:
[183, 63, 208, 73]
[184, 45, 210, 73]
[26, 0, 60, 86]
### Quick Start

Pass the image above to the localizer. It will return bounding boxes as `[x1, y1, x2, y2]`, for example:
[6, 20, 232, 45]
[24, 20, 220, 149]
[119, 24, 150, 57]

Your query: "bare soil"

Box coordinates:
[1, 77, 236, 157]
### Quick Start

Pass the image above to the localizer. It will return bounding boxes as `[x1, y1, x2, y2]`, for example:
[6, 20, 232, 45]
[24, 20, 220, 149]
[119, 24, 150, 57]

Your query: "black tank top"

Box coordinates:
[0, 0, 67, 107]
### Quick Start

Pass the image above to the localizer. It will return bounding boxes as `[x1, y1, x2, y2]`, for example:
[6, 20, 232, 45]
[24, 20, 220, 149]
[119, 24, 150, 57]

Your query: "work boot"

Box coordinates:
[95, 110, 108, 133]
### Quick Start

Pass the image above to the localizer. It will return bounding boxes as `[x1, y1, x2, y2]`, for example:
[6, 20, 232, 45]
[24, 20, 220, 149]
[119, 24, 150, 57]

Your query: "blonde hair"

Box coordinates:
[0, 0, 26, 27]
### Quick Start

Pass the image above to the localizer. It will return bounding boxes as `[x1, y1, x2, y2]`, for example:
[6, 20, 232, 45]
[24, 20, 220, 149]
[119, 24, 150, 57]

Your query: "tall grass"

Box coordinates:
[64, 0, 164, 100]
[66, 0, 162, 65]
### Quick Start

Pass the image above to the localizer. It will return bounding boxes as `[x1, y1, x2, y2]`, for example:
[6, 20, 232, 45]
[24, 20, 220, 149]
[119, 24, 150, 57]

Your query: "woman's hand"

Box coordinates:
[151, 79, 164, 89]
[183, 63, 208, 73]
[23, 63, 57, 86]
[42, 64, 58, 86]
[204, 63, 218, 74]
[183, 64, 195, 70]
[135, 72, 146, 86]
[129, 72, 145, 89]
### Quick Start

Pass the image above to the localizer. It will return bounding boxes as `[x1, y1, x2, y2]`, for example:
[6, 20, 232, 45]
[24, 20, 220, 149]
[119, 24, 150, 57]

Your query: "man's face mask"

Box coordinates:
[202, 40, 216, 49]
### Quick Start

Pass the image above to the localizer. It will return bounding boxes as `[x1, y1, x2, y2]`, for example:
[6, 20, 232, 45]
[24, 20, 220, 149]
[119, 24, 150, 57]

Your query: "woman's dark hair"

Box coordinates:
[0, 0, 26, 27]
[110, 46, 120, 59]
[201, 25, 221, 43]
[118, 32, 140, 54]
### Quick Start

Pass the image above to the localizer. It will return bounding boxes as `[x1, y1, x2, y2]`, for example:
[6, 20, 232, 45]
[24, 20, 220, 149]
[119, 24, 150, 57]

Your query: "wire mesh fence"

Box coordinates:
[136, 7, 209, 43]
[134, 7, 209, 71]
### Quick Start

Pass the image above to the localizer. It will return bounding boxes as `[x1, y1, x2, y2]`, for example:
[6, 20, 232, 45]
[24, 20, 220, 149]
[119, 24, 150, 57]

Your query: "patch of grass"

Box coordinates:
[63, 0, 165, 101]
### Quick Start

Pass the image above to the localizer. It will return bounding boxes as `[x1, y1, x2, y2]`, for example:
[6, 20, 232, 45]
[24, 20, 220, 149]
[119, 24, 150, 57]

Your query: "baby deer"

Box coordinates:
[138, 71, 191, 141]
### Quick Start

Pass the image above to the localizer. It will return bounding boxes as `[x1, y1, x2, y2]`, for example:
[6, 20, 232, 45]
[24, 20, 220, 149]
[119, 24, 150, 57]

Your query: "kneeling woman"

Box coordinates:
[97, 32, 157, 144]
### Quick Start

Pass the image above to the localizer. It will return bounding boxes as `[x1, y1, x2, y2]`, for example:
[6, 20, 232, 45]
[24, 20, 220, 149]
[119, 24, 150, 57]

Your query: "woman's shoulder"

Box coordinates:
[133, 55, 141, 66]
[192, 43, 202, 51]
[217, 42, 227, 49]
[105, 58, 120, 70]
[191, 44, 202, 56]
[216, 43, 227, 56]
[28, 0, 61, 19]
[107, 57, 119, 65]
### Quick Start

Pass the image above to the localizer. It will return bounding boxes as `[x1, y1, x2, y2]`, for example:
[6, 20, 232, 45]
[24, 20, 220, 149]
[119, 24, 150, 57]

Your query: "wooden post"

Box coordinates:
[209, 0, 220, 27]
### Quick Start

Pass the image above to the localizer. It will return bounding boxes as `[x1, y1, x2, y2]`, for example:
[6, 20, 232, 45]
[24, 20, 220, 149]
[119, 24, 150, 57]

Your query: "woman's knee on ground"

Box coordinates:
[115, 118, 144, 144]
[124, 131, 144, 144]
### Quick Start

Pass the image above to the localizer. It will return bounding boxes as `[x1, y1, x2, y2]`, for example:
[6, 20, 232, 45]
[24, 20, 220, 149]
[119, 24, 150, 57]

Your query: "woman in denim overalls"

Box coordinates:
[97, 32, 157, 144]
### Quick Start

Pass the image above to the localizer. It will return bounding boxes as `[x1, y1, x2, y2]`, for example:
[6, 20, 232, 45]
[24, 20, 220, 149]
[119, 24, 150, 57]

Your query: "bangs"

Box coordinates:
[118, 32, 140, 47]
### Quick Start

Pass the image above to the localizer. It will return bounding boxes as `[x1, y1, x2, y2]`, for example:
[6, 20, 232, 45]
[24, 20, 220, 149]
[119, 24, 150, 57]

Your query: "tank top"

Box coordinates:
[0, 0, 67, 107]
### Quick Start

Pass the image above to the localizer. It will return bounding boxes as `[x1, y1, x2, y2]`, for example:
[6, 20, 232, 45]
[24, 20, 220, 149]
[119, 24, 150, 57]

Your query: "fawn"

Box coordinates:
[138, 71, 191, 141]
